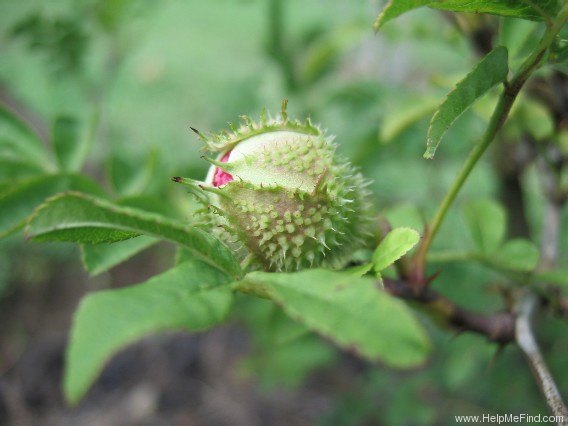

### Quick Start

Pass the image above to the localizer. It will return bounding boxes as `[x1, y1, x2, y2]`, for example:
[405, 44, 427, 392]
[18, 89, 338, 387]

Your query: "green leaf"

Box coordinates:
[108, 150, 158, 197]
[0, 158, 44, 183]
[558, 130, 568, 157]
[429, 0, 559, 22]
[372, 227, 420, 272]
[374, 0, 558, 30]
[380, 96, 439, 143]
[424, 46, 508, 159]
[343, 262, 373, 277]
[299, 24, 364, 85]
[551, 37, 568, 65]
[52, 116, 86, 172]
[242, 300, 310, 347]
[383, 204, 424, 231]
[0, 107, 51, 169]
[0, 104, 42, 142]
[79, 196, 177, 275]
[117, 195, 177, 218]
[535, 269, 568, 287]
[492, 239, 539, 272]
[236, 269, 431, 368]
[0, 174, 105, 238]
[240, 334, 336, 388]
[64, 259, 233, 404]
[519, 99, 555, 141]
[26, 192, 241, 278]
[81, 236, 158, 276]
[499, 19, 538, 63]
[463, 199, 506, 254]
[373, 0, 431, 31]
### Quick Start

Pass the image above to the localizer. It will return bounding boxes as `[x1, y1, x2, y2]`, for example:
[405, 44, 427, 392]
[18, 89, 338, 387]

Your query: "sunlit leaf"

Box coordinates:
[343, 262, 373, 277]
[372, 227, 420, 272]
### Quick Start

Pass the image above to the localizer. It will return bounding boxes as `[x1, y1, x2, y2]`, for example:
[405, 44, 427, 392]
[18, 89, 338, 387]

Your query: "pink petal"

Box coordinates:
[212, 150, 234, 187]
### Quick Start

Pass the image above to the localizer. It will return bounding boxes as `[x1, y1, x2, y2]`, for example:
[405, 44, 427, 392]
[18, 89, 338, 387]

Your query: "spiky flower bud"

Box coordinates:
[174, 101, 374, 272]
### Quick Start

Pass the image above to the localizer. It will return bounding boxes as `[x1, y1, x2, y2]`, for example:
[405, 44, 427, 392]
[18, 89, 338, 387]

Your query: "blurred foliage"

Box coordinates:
[1, 0, 568, 424]
[10, 13, 88, 74]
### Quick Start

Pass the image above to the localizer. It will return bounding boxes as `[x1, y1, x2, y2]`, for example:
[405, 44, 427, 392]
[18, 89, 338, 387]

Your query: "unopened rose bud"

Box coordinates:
[174, 101, 373, 271]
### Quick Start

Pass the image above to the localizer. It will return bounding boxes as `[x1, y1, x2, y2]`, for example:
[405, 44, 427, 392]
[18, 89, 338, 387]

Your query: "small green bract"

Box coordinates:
[174, 101, 374, 272]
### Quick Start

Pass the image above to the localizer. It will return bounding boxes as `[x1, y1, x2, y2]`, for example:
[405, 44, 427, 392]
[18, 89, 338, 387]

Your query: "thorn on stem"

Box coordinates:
[425, 269, 443, 286]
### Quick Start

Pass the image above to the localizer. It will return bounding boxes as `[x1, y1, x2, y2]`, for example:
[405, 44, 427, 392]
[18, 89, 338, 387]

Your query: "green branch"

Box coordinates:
[414, 5, 568, 280]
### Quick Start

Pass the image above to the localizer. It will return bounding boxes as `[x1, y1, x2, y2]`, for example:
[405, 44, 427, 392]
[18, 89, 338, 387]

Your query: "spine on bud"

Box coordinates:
[174, 101, 374, 272]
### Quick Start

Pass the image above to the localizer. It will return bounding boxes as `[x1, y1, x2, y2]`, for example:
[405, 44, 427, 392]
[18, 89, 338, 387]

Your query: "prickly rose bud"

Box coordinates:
[174, 101, 373, 272]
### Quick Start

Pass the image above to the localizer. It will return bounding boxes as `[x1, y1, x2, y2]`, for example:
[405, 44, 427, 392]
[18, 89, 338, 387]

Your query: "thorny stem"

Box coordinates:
[515, 293, 568, 424]
[414, 92, 512, 281]
[414, 5, 568, 281]
[383, 277, 515, 344]
[383, 279, 568, 420]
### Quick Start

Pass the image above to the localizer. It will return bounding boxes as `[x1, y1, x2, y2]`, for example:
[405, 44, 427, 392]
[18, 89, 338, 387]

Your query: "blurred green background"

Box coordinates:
[1, 0, 567, 424]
